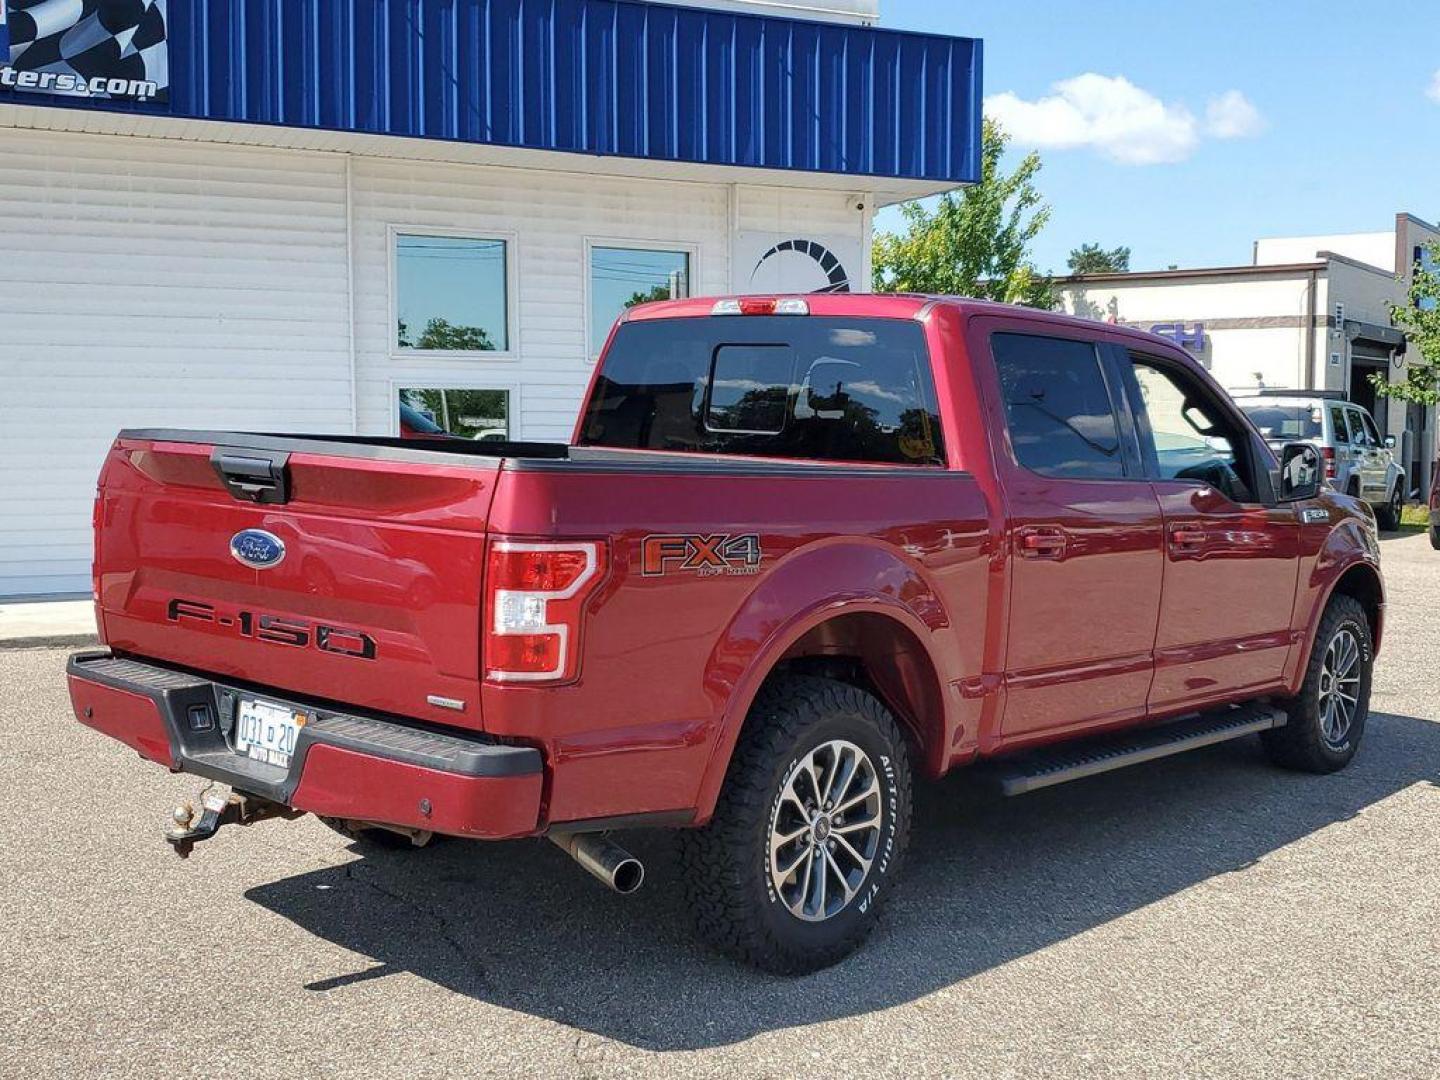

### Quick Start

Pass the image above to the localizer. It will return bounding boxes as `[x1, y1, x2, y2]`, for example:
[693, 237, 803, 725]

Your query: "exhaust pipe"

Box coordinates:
[549, 832, 645, 895]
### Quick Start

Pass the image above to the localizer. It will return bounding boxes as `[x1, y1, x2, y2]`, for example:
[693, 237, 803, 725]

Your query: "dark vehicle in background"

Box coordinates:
[1233, 392, 1404, 530]
[398, 401, 453, 440]
[1430, 464, 1440, 549]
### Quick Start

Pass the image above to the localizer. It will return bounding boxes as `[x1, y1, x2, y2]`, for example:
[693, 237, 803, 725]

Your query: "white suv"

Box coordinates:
[1233, 393, 1405, 530]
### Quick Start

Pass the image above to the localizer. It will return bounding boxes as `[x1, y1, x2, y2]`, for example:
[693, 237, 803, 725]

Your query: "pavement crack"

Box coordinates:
[341, 862, 490, 985]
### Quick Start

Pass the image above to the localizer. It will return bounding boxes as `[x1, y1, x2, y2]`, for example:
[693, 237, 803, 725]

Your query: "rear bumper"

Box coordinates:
[67, 651, 544, 839]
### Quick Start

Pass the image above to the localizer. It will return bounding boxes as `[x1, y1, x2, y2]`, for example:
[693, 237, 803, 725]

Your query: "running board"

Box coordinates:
[992, 704, 1288, 796]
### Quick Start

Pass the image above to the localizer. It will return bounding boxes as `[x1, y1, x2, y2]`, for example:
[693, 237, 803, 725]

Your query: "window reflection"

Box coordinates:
[590, 246, 690, 356]
[397, 388, 509, 441]
[396, 235, 508, 352]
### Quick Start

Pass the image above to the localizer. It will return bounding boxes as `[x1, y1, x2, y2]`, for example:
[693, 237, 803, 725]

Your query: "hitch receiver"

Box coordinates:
[165, 787, 303, 858]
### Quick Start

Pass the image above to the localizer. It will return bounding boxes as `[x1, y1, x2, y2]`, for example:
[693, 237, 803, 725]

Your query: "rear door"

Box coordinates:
[1328, 404, 1353, 490]
[1118, 353, 1300, 712]
[975, 322, 1164, 740]
[95, 433, 500, 730]
[1354, 408, 1388, 500]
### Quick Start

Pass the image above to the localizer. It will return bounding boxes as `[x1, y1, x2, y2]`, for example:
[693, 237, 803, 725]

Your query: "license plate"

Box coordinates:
[234, 698, 305, 768]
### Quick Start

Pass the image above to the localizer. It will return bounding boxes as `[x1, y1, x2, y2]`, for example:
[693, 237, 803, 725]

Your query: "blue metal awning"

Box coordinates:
[10, 0, 981, 185]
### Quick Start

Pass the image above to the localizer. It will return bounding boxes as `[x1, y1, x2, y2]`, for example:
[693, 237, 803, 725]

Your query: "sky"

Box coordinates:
[874, 0, 1440, 276]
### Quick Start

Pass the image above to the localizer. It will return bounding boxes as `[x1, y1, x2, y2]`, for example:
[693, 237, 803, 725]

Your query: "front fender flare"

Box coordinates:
[1285, 520, 1384, 692]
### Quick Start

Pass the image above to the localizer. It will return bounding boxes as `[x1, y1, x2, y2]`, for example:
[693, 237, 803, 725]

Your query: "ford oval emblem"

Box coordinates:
[230, 529, 286, 569]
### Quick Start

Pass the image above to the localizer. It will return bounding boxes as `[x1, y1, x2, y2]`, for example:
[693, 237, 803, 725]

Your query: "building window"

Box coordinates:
[395, 234, 509, 353]
[397, 387, 510, 441]
[588, 244, 691, 357]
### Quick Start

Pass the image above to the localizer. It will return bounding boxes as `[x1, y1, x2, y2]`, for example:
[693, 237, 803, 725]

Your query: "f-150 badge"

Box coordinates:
[642, 534, 763, 577]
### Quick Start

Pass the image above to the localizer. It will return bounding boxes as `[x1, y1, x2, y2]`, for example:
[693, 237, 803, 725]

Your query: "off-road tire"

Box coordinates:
[678, 674, 913, 975]
[1375, 483, 1402, 531]
[317, 816, 436, 850]
[1262, 594, 1372, 773]
[1429, 523, 1440, 551]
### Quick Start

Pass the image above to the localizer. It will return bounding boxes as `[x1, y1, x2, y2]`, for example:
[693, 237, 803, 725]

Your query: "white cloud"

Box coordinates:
[985, 74, 1264, 165]
[1428, 69, 1440, 104]
[1204, 90, 1265, 138]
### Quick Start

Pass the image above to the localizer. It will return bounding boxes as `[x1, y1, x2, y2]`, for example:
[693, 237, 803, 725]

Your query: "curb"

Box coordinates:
[0, 634, 100, 651]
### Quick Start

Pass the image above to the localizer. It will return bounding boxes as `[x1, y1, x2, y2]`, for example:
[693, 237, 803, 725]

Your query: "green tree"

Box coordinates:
[626, 283, 676, 308]
[1371, 242, 1440, 405]
[872, 119, 1054, 308]
[397, 317, 496, 352]
[1067, 242, 1131, 275]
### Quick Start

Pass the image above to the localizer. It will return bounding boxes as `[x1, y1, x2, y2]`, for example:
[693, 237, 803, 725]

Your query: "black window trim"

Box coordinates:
[989, 329, 1137, 483]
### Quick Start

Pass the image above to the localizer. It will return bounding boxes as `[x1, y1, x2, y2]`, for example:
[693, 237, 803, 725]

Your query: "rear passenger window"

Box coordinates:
[1330, 406, 1350, 444]
[992, 333, 1125, 479]
[580, 317, 946, 465]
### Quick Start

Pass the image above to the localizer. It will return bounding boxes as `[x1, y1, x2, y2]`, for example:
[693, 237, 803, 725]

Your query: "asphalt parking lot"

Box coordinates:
[3, 530, 1437, 1079]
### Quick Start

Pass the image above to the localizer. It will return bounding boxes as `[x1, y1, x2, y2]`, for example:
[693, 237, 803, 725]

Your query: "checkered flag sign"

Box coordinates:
[3, 0, 168, 102]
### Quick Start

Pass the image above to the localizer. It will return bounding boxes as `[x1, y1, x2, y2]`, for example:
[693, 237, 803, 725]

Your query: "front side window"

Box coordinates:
[579, 317, 944, 465]
[397, 387, 510, 440]
[1345, 410, 1371, 447]
[396, 234, 509, 353]
[589, 245, 691, 357]
[1358, 410, 1381, 446]
[991, 333, 1125, 480]
[1130, 356, 1254, 503]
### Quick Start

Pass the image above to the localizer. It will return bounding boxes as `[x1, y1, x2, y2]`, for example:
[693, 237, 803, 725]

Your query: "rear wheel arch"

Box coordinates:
[770, 612, 947, 779]
[694, 603, 949, 823]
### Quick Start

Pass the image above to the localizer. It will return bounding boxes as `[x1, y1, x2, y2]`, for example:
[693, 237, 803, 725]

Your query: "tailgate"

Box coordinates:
[95, 433, 500, 731]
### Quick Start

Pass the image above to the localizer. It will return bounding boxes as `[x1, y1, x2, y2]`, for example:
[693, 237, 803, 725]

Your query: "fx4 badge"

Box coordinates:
[643, 534, 763, 577]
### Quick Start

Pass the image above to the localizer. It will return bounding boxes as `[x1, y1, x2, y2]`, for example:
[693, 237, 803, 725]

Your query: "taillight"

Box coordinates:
[484, 540, 606, 683]
[1321, 446, 1336, 479]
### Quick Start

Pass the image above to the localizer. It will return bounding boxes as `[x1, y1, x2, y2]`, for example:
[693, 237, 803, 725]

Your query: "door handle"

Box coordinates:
[1017, 527, 1067, 559]
[1169, 525, 1207, 552]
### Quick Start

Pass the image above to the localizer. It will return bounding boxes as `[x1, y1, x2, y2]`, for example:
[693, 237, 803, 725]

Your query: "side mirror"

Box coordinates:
[1279, 442, 1321, 502]
[1384, 434, 1397, 450]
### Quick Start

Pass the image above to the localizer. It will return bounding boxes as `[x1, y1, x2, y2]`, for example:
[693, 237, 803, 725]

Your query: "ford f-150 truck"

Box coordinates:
[68, 293, 1384, 974]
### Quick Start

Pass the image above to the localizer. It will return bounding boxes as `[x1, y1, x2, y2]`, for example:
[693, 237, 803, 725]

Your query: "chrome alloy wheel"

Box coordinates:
[768, 739, 882, 923]
[1318, 626, 1362, 749]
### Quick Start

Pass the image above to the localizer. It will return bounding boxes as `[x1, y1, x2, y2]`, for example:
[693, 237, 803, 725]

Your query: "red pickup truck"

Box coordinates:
[69, 294, 1384, 973]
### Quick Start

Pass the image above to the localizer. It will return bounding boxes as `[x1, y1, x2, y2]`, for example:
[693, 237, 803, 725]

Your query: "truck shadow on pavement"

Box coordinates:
[247, 709, 1440, 1051]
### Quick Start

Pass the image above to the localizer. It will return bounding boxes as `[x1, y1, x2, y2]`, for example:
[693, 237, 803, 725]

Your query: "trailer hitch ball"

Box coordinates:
[162, 788, 304, 858]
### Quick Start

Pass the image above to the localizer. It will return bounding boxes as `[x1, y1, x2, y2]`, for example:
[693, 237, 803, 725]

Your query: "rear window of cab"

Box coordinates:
[579, 316, 946, 466]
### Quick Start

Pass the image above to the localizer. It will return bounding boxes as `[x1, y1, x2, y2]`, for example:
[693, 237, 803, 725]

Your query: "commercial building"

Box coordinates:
[0, 0, 981, 597]
[1057, 212, 1439, 497]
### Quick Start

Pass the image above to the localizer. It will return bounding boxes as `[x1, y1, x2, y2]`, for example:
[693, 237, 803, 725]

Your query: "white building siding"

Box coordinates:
[348, 158, 734, 441]
[1061, 272, 1319, 390]
[0, 128, 878, 596]
[0, 128, 352, 596]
